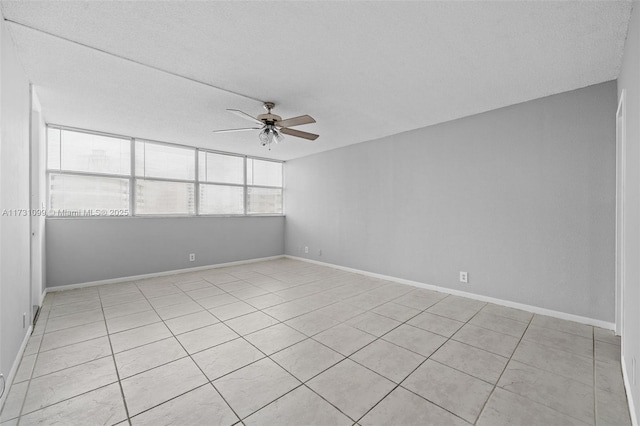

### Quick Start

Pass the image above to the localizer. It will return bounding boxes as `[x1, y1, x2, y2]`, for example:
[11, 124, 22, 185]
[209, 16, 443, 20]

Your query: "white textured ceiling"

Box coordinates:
[0, 1, 633, 160]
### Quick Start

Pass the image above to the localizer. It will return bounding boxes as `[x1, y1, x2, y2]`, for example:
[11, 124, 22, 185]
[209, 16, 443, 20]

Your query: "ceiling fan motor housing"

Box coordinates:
[258, 102, 281, 125]
[257, 113, 282, 125]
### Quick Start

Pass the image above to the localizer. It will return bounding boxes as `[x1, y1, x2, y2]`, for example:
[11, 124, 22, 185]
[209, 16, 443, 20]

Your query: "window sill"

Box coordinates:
[45, 214, 286, 220]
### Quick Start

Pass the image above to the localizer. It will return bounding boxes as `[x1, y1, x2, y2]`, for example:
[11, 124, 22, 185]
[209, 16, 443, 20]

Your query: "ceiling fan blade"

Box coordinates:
[227, 109, 264, 126]
[277, 115, 316, 128]
[280, 127, 319, 141]
[212, 127, 261, 134]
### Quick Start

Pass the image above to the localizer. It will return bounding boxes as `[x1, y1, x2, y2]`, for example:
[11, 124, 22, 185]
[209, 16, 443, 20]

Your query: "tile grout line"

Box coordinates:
[199, 293, 323, 423]
[15, 383, 123, 420]
[4, 261, 295, 423]
[471, 312, 535, 425]
[6, 295, 67, 419]
[125, 278, 245, 424]
[20, 352, 114, 385]
[516, 332, 597, 361]
[305, 308, 446, 423]
[124, 264, 328, 420]
[151, 263, 400, 334]
[30, 333, 108, 357]
[232, 299, 415, 422]
[12, 295, 109, 422]
[351, 297, 488, 425]
[240, 293, 481, 424]
[125, 272, 478, 423]
[481, 316, 602, 425]
[124, 264, 361, 423]
[96, 288, 133, 426]
[13, 291, 55, 425]
[105, 269, 319, 357]
[529, 322, 597, 340]
[474, 319, 601, 426]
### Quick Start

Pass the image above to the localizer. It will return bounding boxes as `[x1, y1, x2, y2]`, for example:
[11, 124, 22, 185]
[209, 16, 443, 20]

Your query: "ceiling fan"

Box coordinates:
[212, 102, 319, 149]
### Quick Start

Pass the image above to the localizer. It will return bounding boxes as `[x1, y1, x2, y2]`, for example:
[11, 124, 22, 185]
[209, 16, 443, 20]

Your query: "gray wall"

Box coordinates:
[46, 216, 285, 287]
[618, 1, 639, 421]
[0, 14, 32, 403]
[285, 81, 617, 322]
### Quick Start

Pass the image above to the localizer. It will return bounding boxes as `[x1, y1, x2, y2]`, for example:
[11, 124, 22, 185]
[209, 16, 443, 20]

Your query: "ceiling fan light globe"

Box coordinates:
[259, 127, 276, 147]
[274, 129, 284, 144]
[259, 129, 270, 146]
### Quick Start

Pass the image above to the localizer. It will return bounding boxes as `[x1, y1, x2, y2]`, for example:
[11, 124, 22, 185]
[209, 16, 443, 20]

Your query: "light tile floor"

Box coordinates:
[0, 258, 632, 426]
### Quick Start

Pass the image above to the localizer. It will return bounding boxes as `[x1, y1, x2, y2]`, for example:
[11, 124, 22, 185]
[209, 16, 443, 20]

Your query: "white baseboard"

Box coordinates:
[286, 255, 615, 330]
[0, 325, 33, 414]
[622, 355, 639, 426]
[46, 255, 285, 293]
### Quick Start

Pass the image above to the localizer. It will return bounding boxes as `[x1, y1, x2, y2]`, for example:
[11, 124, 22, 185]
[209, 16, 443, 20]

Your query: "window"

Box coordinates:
[49, 174, 129, 213]
[247, 187, 283, 215]
[198, 152, 245, 215]
[48, 128, 130, 175]
[199, 152, 244, 184]
[200, 184, 244, 215]
[135, 141, 196, 215]
[136, 180, 195, 215]
[247, 158, 282, 187]
[47, 127, 131, 216]
[46, 125, 284, 217]
[246, 158, 283, 214]
[136, 141, 195, 180]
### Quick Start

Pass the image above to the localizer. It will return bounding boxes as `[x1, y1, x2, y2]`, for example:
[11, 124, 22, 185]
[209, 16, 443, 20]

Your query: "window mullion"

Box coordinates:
[130, 138, 135, 216]
[244, 156, 248, 215]
[195, 149, 200, 216]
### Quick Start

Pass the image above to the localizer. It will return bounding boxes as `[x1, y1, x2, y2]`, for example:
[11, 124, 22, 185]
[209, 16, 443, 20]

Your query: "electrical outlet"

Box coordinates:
[459, 271, 468, 283]
[189, 253, 195, 262]
[304, 246, 309, 254]
[318, 249, 322, 256]
[23, 313, 26, 328]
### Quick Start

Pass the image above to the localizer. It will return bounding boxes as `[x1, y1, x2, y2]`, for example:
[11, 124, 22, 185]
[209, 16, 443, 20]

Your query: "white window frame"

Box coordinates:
[244, 157, 284, 216]
[197, 150, 247, 217]
[46, 125, 134, 218]
[134, 139, 197, 216]
[45, 124, 285, 218]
